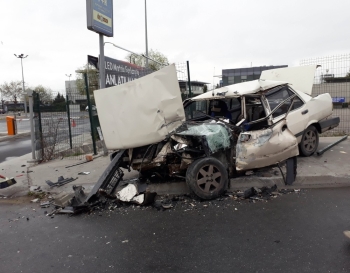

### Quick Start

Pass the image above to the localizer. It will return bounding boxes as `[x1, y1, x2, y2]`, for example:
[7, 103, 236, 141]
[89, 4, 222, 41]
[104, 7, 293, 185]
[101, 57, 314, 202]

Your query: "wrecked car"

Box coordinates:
[185, 65, 340, 157]
[90, 64, 339, 201]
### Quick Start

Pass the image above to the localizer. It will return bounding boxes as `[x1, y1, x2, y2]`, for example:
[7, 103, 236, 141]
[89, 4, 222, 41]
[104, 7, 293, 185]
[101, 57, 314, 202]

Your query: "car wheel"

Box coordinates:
[299, 125, 319, 156]
[186, 157, 228, 200]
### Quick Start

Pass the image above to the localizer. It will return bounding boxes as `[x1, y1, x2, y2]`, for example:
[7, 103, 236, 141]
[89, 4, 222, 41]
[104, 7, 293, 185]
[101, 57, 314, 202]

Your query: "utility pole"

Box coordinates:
[65, 74, 72, 95]
[27, 89, 37, 162]
[14, 54, 28, 116]
[145, 0, 149, 68]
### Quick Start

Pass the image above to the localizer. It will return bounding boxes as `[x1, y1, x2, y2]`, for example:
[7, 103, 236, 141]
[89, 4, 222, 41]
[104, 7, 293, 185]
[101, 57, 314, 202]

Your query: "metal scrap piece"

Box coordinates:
[45, 176, 77, 187]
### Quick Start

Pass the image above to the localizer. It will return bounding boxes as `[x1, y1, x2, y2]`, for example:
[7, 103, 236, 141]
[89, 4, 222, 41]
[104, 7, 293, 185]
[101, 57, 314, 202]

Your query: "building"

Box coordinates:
[178, 80, 209, 99]
[65, 80, 87, 104]
[221, 65, 288, 86]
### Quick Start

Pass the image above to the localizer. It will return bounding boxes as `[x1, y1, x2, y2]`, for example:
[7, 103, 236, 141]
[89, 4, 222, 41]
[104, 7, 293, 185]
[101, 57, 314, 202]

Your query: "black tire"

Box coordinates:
[186, 157, 228, 200]
[299, 125, 319, 156]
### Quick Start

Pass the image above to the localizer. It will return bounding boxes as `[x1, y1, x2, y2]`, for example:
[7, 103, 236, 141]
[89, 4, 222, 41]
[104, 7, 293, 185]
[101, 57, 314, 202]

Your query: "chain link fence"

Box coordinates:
[33, 62, 190, 161]
[301, 54, 350, 136]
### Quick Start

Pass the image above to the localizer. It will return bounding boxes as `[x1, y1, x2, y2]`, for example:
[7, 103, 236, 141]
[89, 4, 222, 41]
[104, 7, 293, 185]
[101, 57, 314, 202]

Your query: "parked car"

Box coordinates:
[93, 64, 339, 200]
[85, 105, 97, 112]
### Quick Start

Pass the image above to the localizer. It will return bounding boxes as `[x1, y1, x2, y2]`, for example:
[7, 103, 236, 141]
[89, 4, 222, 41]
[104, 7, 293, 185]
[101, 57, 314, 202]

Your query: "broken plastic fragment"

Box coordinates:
[116, 184, 138, 202]
[78, 172, 91, 175]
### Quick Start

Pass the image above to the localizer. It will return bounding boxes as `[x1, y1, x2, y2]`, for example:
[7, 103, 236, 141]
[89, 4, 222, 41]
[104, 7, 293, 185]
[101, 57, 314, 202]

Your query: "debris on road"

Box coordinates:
[40, 201, 51, 208]
[78, 172, 90, 175]
[0, 176, 16, 189]
[29, 185, 41, 192]
[317, 135, 348, 156]
[45, 176, 77, 187]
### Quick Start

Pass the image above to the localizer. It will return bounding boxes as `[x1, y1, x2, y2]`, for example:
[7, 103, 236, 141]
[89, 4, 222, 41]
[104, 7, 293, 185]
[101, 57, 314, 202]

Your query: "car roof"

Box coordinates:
[191, 79, 288, 101]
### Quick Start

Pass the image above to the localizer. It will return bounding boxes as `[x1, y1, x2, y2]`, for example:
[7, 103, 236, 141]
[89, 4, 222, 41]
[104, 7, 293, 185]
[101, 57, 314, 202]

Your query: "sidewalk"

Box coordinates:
[0, 137, 349, 200]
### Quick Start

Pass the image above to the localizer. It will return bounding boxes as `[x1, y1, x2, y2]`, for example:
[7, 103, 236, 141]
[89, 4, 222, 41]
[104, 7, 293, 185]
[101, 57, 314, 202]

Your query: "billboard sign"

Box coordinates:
[86, 0, 113, 37]
[104, 56, 152, 88]
[332, 97, 345, 103]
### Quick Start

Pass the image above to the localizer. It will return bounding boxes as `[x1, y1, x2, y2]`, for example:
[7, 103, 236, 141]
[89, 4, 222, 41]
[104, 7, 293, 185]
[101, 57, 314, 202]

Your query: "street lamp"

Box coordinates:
[65, 74, 72, 96]
[145, 0, 149, 68]
[14, 53, 28, 116]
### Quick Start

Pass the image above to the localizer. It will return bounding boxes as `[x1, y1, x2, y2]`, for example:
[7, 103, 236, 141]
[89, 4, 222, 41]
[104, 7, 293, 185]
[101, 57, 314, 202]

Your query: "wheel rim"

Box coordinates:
[303, 130, 317, 152]
[196, 164, 222, 193]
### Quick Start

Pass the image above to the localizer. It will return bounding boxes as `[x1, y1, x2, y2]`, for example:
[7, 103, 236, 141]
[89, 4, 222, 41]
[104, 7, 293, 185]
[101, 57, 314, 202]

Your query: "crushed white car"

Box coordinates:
[92, 64, 339, 200]
[185, 65, 339, 156]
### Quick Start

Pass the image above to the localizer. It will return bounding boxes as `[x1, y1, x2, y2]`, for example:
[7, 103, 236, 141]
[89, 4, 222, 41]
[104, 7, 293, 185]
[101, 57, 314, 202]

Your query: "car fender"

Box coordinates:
[305, 120, 322, 133]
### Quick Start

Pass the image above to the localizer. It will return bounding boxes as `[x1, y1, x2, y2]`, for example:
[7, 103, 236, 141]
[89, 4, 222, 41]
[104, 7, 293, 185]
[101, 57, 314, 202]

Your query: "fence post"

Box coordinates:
[34, 92, 43, 160]
[84, 73, 97, 155]
[66, 95, 73, 149]
[27, 89, 36, 162]
[187, 60, 193, 118]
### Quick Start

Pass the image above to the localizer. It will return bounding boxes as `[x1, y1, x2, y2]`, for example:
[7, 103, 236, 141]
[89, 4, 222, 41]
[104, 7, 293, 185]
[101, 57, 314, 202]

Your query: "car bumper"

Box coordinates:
[319, 117, 340, 133]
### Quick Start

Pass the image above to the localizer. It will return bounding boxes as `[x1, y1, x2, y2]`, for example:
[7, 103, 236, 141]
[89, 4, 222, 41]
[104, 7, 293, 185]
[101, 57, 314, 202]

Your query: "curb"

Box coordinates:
[2, 174, 350, 200]
[0, 132, 31, 143]
[57, 175, 350, 198]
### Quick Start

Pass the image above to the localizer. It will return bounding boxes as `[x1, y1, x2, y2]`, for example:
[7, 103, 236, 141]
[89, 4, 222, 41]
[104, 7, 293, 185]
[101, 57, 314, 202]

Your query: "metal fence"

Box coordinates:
[300, 54, 350, 136]
[33, 62, 190, 161]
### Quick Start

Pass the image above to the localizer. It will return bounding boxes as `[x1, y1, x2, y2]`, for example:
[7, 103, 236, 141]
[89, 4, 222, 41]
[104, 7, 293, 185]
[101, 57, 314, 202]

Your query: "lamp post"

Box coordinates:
[145, 0, 149, 68]
[14, 54, 28, 116]
[0, 89, 4, 113]
[27, 89, 37, 162]
[65, 74, 72, 95]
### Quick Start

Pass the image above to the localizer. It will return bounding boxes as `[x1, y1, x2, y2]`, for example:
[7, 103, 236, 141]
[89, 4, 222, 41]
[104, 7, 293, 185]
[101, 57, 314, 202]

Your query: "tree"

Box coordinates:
[32, 85, 53, 104]
[0, 81, 23, 103]
[52, 93, 65, 104]
[203, 84, 208, 93]
[125, 49, 169, 71]
[51, 92, 66, 111]
[75, 64, 99, 96]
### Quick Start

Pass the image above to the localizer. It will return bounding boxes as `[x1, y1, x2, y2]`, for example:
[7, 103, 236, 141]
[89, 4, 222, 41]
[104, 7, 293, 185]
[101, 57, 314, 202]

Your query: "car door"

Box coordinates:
[235, 119, 299, 171]
[264, 86, 309, 141]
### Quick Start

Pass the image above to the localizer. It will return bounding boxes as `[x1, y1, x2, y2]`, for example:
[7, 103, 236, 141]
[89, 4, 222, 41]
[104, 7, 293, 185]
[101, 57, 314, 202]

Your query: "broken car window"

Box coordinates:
[243, 96, 268, 131]
[184, 100, 208, 120]
[265, 86, 304, 118]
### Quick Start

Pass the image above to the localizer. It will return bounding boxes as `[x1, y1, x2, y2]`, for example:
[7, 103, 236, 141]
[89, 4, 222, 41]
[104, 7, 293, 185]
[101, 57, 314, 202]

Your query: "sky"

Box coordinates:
[1, 0, 350, 96]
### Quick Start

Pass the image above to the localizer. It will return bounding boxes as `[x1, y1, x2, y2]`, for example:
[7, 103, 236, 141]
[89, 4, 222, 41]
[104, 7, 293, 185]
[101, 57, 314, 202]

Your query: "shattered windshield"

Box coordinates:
[176, 123, 231, 154]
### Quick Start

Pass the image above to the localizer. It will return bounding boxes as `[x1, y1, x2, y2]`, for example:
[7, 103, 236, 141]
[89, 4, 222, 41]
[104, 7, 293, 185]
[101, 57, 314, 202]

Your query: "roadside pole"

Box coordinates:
[66, 95, 73, 149]
[27, 89, 37, 162]
[187, 61, 193, 118]
[84, 73, 97, 155]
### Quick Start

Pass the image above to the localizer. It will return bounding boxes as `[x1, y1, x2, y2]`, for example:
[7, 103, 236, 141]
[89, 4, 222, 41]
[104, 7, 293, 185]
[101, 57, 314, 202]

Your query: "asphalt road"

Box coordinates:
[0, 115, 91, 162]
[1, 187, 350, 273]
[0, 136, 32, 163]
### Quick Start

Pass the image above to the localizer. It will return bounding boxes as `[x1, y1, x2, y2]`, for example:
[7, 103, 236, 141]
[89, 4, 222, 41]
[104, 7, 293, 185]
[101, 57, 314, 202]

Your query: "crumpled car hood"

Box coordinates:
[94, 64, 185, 149]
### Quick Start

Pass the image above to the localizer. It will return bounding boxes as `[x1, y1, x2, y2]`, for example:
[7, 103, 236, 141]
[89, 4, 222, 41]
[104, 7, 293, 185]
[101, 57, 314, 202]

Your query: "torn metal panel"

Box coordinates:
[190, 80, 288, 101]
[176, 123, 231, 154]
[260, 65, 318, 95]
[45, 177, 77, 187]
[180, 153, 192, 170]
[153, 142, 172, 163]
[94, 64, 185, 149]
[171, 135, 192, 146]
[236, 120, 299, 171]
